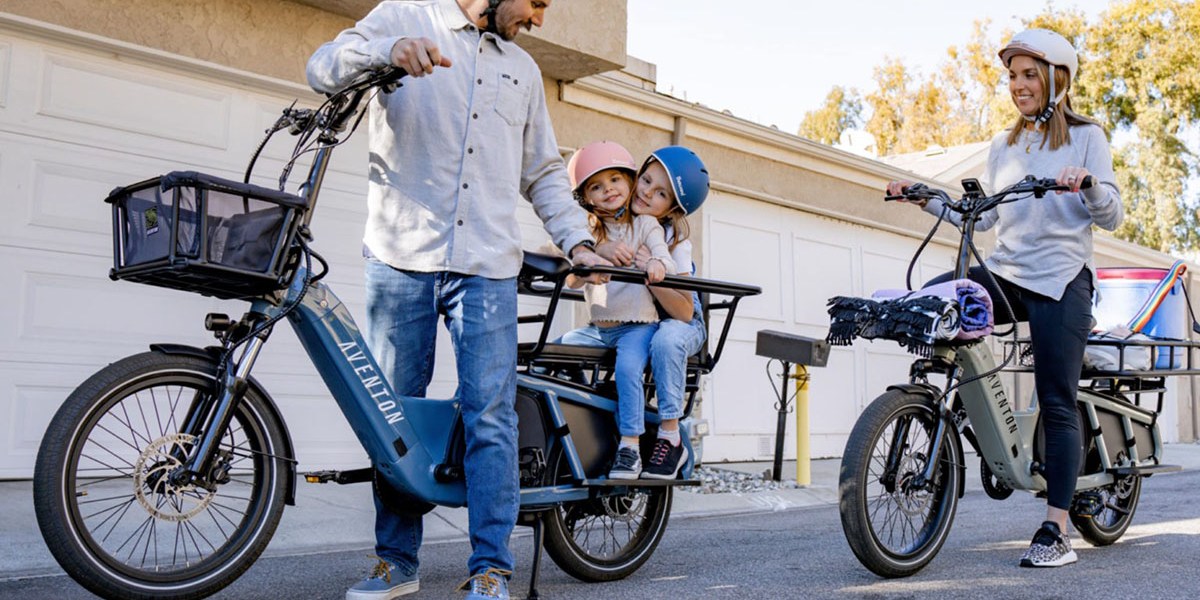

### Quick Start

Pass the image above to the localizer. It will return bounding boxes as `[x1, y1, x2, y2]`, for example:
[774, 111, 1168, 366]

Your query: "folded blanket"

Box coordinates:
[873, 279, 994, 340]
[827, 279, 994, 357]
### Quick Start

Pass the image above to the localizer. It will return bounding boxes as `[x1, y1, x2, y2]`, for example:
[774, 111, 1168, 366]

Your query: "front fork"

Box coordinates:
[887, 358, 961, 492]
[172, 325, 271, 489]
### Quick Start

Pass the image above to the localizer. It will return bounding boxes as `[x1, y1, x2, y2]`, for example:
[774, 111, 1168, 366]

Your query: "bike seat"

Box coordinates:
[518, 342, 613, 364]
[520, 251, 571, 278]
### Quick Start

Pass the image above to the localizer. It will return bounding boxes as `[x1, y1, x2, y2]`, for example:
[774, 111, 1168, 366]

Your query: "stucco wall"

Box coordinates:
[0, 0, 343, 83]
[0, 0, 624, 84]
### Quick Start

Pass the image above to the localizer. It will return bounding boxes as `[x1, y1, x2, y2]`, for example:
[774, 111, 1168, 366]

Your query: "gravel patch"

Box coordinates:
[683, 465, 802, 494]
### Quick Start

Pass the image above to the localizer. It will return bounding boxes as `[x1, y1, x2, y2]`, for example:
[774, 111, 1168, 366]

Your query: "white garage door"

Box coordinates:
[702, 189, 956, 461]
[0, 28, 559, 477]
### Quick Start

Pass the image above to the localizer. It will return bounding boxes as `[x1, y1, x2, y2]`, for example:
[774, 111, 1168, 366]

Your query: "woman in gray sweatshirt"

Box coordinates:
[886, 28, 1122, 569]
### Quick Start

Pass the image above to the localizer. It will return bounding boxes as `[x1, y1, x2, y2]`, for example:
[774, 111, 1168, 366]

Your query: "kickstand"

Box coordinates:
[527, 517, 545, 600]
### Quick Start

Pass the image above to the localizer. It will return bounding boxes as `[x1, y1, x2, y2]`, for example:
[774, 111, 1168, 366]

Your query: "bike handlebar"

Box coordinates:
[568, 265, 762, 298]
[885, 175, 1094, 211]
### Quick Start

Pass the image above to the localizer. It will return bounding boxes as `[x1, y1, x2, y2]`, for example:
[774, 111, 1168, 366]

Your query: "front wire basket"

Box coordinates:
[106, 171, 308, 300]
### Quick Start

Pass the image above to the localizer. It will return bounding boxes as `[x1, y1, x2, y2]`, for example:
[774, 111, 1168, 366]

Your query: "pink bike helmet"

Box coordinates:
[567, 141, 637, 193]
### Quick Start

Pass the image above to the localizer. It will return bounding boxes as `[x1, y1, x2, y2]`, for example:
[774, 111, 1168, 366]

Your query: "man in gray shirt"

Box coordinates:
[307, 2, 607, 598]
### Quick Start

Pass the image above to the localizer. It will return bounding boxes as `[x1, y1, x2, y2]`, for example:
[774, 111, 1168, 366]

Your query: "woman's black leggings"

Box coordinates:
[928, 266, 1093, 510]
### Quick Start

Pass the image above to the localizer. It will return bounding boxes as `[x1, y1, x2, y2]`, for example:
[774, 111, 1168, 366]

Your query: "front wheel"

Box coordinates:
[1071, 474, 1141, 546]
[839, 389, 963, 578]
[541, 449, 672, 581]
[33, 351, 289, 599]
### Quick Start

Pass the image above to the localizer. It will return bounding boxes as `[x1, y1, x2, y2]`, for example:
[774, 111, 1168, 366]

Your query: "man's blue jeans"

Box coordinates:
[363, 260, 518, 577]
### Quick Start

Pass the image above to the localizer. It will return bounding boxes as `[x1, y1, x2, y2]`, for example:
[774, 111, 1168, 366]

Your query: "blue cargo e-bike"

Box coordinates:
[31, 68, 760, 599]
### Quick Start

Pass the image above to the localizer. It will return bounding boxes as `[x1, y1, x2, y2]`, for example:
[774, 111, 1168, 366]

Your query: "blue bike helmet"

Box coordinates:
[640, 146, 709, 215]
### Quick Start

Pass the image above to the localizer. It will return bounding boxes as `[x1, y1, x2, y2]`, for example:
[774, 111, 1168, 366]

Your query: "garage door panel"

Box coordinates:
[792, 234, 853, 328]
[0, 40, 9, 108]
[0, 363, 99, 477]
[39, 52, 232, 150]
[864, 345, 921, 402]
[708, 218, 782, 322]
[861, 248, 913, 293]
[810, 345, 858, 434]
[0, 247, 221, 365]
[708, 337, 777, 434]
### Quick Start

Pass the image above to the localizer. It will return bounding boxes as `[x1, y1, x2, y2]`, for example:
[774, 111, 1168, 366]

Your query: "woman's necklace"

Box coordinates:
[1024, 124, 1042, 154]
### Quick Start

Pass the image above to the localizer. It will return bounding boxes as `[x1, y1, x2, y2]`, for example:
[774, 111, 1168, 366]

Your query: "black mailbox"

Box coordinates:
[755, 330, 830, 368]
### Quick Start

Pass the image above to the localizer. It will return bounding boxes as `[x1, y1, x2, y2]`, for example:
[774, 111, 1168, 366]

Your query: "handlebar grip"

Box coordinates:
[1079, 175, 1094, 190]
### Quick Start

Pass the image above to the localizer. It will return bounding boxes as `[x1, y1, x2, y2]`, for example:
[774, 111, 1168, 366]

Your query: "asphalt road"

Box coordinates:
[5, 470, 1198, 599]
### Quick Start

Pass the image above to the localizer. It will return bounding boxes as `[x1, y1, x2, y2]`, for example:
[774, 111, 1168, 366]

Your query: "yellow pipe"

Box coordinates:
[793, 364, 811, 485]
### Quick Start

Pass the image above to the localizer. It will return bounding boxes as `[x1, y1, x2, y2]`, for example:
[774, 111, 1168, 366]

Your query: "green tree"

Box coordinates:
[864, 58, 911, 155]
[797, 86, 863, 144]
[1035, 0, 1200, 252]
[801, 1, 1200, 252]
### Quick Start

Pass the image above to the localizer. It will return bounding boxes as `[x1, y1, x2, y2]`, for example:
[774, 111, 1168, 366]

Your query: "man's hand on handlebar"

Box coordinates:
[570, 248, 612, 284]
[390, 38, 452, 76]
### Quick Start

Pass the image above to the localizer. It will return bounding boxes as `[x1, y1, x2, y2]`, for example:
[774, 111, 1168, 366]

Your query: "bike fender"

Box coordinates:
[885, 383, 967, 499]
[149, 343, 299, 506]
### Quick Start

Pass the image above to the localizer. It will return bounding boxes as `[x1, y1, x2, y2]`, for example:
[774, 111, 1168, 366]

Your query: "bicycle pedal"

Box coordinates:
[302, 470, 338, 484]
[302, 468, 374, 485]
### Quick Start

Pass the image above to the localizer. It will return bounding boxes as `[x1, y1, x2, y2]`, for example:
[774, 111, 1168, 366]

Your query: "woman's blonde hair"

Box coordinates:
[1005, 58, 1100, 151]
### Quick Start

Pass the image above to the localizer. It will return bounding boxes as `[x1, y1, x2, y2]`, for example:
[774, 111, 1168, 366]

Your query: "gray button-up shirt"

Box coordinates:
[306, 0, 592, 278]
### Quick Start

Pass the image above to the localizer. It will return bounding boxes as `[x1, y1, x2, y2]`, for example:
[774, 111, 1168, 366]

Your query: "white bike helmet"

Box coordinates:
[999, 29, 1078, 124]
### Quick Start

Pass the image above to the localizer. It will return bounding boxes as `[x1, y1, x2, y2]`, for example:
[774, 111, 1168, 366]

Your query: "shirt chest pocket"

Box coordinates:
[494, 72, 529, 127]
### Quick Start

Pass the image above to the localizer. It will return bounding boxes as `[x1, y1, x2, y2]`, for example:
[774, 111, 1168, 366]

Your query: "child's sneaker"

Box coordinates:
[608, 446, 642, 480]
[1019, 521, 1077, 567]
[640, 438, 689, 480]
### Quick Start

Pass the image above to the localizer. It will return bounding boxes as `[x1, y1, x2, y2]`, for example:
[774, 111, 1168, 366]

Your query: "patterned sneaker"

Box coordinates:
[608, 446, 642, 480]
[640, 438, 689, 480]
[459, 568, 512, 600]
[1019, 521, 1078, 568]
[346, 558, 419, 600]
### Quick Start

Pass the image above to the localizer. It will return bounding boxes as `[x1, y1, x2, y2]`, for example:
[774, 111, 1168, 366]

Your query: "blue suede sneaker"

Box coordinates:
[346, 558, 419, 600]
[459, 568, 512, 599]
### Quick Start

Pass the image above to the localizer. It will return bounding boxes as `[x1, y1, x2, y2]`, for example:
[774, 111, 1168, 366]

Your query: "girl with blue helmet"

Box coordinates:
[628, 146, 711, 478]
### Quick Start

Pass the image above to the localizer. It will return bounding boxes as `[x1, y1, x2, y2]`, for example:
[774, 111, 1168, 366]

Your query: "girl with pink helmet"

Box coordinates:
[564, 140, 676, 479]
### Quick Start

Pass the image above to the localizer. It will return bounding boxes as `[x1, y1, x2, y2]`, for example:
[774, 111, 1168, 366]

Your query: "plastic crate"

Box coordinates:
[106, 171, 307, 300]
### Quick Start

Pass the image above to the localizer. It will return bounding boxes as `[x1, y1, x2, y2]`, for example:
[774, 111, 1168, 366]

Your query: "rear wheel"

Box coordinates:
[541, 449, 672, 581]
[1071, 474, 1141, 546]
[33, 351, 289, 599]
[839, 389, 963, 578]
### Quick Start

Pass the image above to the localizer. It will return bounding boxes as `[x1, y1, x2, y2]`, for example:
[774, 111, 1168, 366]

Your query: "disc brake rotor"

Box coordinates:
[133, 433, 214, 522]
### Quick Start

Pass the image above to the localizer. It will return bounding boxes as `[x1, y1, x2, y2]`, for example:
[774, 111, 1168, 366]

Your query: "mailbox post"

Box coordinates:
[755, 330, 829, 482]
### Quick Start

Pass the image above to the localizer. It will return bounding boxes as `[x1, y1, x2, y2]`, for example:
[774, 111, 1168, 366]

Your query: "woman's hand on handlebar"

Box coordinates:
[390, 38, 452, 76]
[886, 179, 928, 208]
[1055, 167, 1092, 194]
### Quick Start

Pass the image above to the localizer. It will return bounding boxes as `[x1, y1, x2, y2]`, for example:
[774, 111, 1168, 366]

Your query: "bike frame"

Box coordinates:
[900, 182, 1168, 496]
[171, 74, 740, 509]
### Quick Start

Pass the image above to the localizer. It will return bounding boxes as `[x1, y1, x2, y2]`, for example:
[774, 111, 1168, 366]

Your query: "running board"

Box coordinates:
[581, 478, 701, 488]
[1108, 464, 1182, 477]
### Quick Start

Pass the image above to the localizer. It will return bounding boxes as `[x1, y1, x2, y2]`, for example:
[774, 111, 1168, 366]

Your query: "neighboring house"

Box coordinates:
[0, 1, 1194, 478]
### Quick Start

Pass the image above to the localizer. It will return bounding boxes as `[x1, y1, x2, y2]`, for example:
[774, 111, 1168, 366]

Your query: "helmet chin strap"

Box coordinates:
[480, 0, 503, 34]
[1026, 63, 1069, 125]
